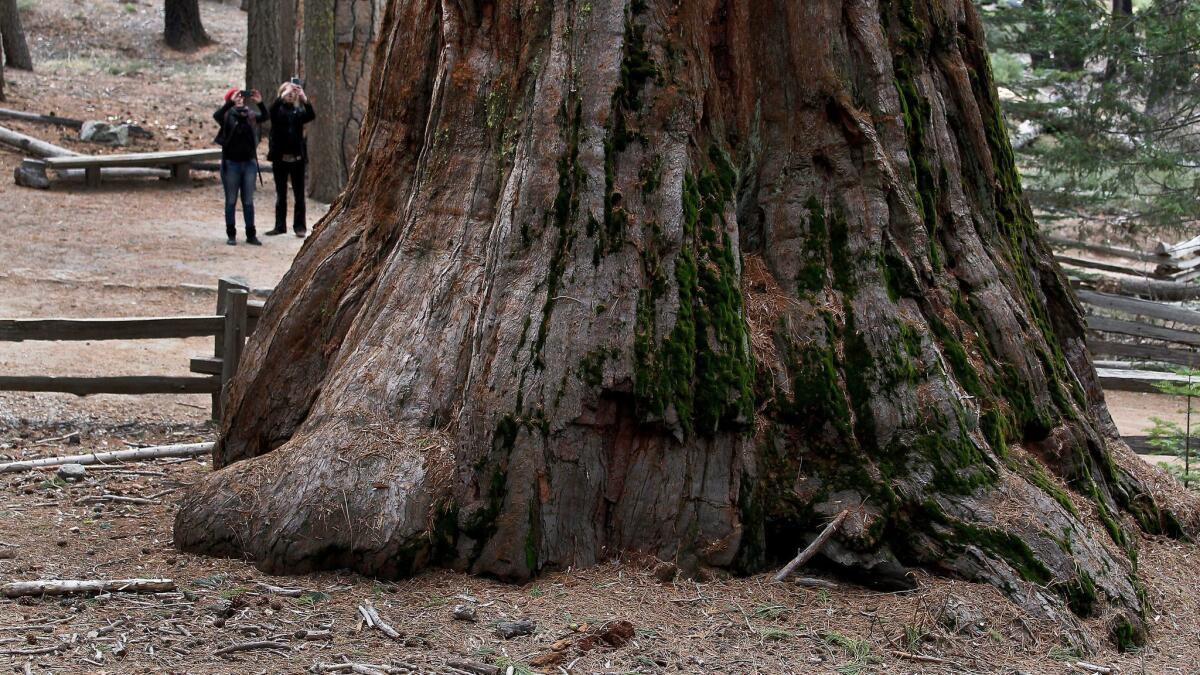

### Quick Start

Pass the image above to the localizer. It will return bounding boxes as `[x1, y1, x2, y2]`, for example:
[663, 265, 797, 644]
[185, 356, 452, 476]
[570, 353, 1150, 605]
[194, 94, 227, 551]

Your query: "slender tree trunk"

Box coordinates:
[164, 0, 212, 52]
[176, 0, 1198, 651]
[246, 0, 297, 101]
[303, 0, 381, 202]
[0, 0, 31, 71]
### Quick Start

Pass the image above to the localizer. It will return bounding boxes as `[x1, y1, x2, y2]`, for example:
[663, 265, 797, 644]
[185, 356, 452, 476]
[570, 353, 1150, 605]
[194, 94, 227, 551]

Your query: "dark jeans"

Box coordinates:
[272, 160, 307, 232]
[221, 159, 257, 239]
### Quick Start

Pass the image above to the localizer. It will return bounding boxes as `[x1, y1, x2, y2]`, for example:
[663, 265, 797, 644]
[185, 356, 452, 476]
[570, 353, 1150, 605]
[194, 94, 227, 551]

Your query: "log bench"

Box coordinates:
[34, 148, 222, 187]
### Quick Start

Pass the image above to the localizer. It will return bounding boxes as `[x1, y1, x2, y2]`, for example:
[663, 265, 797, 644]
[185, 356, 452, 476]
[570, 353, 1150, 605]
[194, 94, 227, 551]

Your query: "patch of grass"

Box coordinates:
[528, 585, 543, 598]
[191, 574, 227, 589]
[825, 633, 879, 675]
[219, 587, 252, 600]
[492, 657, 534, 675]
[752, 603, 788, 619]
[902, 624, 928, 651]
[294, 591, 330, 606]
[759, 627, 795, 641]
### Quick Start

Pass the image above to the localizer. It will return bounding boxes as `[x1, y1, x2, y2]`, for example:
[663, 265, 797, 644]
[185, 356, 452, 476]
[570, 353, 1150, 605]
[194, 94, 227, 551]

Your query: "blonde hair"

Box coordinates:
[278, 82, 301, 106]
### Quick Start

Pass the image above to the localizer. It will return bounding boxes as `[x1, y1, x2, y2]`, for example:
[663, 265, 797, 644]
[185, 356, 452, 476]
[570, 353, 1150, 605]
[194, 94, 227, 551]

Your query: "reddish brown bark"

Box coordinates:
[176, 0, 1197, 650]
[164, 0, 211, 52]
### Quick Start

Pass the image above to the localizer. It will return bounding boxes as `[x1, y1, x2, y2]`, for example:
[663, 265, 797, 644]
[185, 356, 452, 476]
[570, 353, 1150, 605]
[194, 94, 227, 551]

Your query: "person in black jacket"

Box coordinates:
[213, 87, 267, 246]
[265, 81, 316, 237]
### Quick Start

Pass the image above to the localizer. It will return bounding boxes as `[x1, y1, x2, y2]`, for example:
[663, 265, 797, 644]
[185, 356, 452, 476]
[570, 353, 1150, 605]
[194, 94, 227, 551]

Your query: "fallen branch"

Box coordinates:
[258, 581, 306, 597]
[791, 577, 839, 589]
[0, 442, 213, 473]
[357, 601, 402, 639]
[773, 510, 850, 582]
[0, 644, 62, 656]
[76, 494, 159, 506]
[1074, 662, 1113, 674]
[890, 650, 961, 666]
[0, 124, 81, 158]
[2, 579, 176, 597]
[314, 663, 404, 675]
[0, 108, 152, 138]
[213, 640, 291, 657]
[293, 629, 331, 640]
[445, 661, 501, 675]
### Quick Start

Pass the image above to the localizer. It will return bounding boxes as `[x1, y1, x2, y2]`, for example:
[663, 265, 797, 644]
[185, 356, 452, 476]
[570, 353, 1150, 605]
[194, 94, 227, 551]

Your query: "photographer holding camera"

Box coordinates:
[213, 87, 267, 246]
[265, 79, 316, 238]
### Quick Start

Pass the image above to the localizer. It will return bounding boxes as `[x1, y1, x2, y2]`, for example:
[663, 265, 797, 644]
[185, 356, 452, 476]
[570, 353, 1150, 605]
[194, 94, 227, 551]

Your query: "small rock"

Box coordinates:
[80, 121, 130, 146]
[13, 162, 49, 190]
[57, 464, 87, 482]
[495, 619, 536, 639]
[452, 604, 477, 622]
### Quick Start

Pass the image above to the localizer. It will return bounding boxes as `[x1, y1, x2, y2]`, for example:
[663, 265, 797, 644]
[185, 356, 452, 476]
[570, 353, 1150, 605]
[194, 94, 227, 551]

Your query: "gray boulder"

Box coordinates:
[80, 121, 130, 146]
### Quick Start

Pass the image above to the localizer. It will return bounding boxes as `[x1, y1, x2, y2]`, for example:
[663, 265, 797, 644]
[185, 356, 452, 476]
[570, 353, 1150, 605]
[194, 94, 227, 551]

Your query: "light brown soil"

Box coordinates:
[0, 2, 1198, 674]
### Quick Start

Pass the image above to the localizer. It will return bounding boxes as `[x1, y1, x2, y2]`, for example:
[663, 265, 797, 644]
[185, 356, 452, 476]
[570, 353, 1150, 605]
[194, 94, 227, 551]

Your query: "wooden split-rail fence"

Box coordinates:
[1050, 233, 1200, 392]
[0, 278, 266, 420]
[1, 253, 1199, 412]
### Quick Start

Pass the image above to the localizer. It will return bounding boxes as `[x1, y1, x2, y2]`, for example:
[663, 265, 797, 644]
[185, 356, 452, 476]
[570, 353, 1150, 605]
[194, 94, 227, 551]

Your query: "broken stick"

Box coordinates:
[773, 509, 851, 582]
[0, 442, 213, 473]
[213, 640, 291, 657]
[357, 601, 402, 639]
[2, 579, 175, 597]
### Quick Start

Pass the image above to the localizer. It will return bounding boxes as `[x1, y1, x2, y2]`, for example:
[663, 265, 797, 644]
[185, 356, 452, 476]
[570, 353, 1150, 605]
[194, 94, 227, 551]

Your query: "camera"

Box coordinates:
[290, 77, 303, 87]
[239, 90, 252, 100]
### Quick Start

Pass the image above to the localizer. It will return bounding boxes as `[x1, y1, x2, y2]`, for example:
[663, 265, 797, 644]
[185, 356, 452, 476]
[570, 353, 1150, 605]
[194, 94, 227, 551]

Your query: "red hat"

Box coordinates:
[224, 87, 239, 102]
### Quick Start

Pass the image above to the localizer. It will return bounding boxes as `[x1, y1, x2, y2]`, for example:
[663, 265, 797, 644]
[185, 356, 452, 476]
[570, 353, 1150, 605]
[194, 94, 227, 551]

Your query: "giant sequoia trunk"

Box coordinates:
[164, 0, 211, 52]
[0, 0, 31, 71]
[176, 0, 1197, 649]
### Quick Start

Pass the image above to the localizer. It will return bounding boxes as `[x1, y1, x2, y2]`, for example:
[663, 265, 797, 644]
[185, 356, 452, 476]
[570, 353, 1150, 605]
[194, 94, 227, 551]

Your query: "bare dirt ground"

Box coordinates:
[0, 2, 1199, 674]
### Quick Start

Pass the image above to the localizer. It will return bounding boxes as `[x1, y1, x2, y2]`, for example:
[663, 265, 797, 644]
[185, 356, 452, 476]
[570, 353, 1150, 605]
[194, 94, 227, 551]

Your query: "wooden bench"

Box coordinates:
[40, 148, 222, 187]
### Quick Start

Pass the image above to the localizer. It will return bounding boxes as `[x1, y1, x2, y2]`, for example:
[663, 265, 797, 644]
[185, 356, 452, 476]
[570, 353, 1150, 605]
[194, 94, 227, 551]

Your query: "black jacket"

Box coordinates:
[267, 99, 316, 162]
[213, 101, 267, 162]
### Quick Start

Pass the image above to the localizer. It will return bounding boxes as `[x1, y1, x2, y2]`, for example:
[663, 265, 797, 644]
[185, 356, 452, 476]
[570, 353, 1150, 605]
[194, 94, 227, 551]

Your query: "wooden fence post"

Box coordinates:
[211, 278, 249, 422]
[218, 288, 249, 422]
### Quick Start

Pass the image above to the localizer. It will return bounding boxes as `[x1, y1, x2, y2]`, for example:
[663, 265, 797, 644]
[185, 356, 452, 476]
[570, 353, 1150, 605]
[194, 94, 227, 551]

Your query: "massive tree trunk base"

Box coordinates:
[175, 0, 1199, 652]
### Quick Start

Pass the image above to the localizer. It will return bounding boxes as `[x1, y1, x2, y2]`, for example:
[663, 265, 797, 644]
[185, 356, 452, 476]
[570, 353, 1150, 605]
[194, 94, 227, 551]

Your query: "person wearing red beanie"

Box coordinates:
[213, 87, 267, 246]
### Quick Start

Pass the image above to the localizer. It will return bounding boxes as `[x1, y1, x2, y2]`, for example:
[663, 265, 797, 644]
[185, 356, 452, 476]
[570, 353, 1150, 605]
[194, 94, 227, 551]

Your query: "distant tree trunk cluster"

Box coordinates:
[0, 0, 32, 71]
[164, 0, 212, 52]
[245, 0, 383, 203]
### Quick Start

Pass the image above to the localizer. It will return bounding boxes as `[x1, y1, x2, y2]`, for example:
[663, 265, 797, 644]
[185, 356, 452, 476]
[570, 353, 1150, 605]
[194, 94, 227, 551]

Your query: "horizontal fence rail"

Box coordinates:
[0, 277, 269, 420]
[0, 316, 224, 342]
[0, 375, 219, 395]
